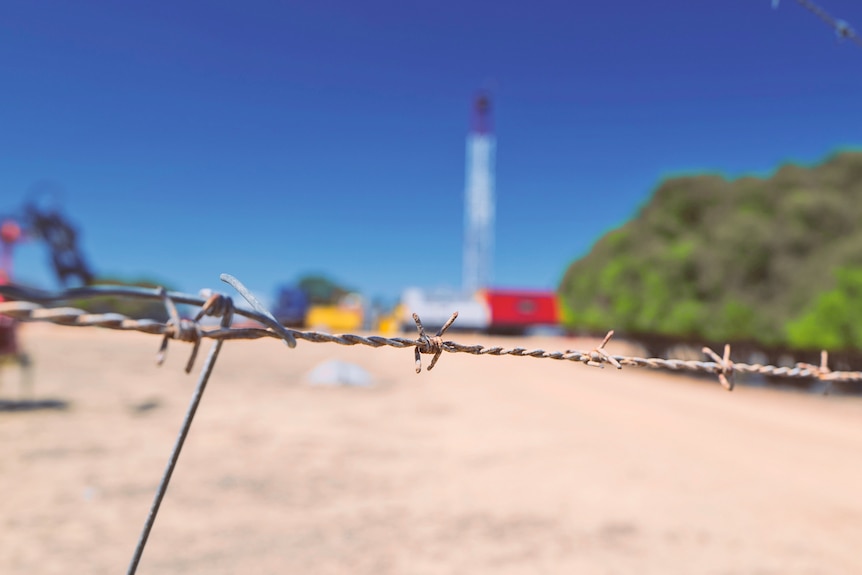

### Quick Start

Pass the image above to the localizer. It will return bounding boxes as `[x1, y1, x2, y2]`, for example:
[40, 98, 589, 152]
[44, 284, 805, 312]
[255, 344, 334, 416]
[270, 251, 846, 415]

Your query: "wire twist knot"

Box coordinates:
[412, 311, 458, 373]
[582, 330, 622, 369]
[156, 288, 204, 373]
[703, 344, 734, 391]
[796, 350, 833, 394]
[196, 290, 234, 319]
[166, 318, 200, 343]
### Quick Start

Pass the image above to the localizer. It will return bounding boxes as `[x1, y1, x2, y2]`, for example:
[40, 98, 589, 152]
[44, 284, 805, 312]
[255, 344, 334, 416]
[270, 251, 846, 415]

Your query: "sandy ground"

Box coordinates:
[1, 323, 862, 575]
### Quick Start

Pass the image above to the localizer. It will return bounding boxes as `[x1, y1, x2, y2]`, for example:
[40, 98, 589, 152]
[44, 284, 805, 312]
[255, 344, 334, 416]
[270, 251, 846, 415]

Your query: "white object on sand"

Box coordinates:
[304, 360, 373, 387]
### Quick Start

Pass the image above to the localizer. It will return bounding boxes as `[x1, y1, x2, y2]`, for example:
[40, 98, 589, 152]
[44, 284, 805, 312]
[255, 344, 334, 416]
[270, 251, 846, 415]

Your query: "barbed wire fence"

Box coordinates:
[1, 272, 860, 574]
[776, 0, 862, 47]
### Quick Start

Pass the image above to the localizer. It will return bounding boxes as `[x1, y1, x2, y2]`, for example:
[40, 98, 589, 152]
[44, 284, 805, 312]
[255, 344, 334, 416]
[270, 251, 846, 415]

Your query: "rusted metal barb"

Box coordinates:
[3, 280, 862, 384]
[793, 0, 862, 48]
[796, 350, 833, 394]
[582, 330, 622, 369]
[702, 344, 734, 391]
[155, 287, 202, 373]
[412, 311, 458, 373]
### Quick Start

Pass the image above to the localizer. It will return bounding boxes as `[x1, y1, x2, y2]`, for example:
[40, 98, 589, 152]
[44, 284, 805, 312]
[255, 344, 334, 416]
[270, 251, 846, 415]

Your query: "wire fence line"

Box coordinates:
[0, 272, 860, 574]
[2, 274, 862, 386]
[779, 0, 862, 47]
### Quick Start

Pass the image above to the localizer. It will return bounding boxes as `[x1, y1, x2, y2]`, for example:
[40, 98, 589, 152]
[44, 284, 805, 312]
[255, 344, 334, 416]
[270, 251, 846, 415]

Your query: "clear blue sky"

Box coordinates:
[2, 1, 861, 305]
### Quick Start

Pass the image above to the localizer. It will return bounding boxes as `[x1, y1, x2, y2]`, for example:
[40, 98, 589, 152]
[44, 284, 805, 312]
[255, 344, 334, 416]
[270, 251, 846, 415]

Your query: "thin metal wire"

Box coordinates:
[1, 274, 858, 571]
[125, 295, 235, 575]
[2, 280, 861, 384]
[220, 273, 297, 348]
[783, 0, 862, 47]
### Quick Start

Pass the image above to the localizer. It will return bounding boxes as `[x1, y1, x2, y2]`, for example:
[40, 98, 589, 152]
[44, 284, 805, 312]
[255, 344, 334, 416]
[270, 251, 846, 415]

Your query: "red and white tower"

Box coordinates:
[463, 94, 495, 294]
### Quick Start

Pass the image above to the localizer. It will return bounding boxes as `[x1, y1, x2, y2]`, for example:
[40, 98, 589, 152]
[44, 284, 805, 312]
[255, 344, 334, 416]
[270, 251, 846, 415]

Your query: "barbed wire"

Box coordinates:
[776, 0, 862, 47]
[2, 274, 861, 386]
[2, 272, 859, 574]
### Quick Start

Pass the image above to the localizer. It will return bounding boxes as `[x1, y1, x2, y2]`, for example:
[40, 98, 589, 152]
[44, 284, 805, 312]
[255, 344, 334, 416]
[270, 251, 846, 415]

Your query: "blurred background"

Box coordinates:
[4, 4, 862, 574]
[2, 0, 862, 359]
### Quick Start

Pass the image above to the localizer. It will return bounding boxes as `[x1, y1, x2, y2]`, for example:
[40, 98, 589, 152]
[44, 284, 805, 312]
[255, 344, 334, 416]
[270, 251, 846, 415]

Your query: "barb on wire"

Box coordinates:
[572, 330, 622, 369]
[413, 311, 458, 373]
[156, 287, 202, 373]
[195, 290, 233, 320]
[2, 279, 862, 386]
[702, 344, 734, 391]
[796, 349, 834, 394]
[774, 0, 862, 48]
[4, 273, 859, 573]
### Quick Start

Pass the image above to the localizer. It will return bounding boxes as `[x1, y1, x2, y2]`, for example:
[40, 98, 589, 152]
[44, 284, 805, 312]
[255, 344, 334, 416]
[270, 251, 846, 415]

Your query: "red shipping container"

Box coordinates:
[483, 289, 559, 331]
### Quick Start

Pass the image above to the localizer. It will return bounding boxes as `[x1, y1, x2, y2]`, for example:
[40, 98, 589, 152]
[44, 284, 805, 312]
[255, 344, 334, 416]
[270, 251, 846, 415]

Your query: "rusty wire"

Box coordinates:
[1, 273, 859, 573]
[781, 0, 862, 47]
[2, 277, 862, 386]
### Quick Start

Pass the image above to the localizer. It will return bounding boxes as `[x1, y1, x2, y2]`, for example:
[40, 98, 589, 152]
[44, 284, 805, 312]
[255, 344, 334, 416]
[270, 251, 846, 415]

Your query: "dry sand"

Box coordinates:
[1, 323, 861, 574]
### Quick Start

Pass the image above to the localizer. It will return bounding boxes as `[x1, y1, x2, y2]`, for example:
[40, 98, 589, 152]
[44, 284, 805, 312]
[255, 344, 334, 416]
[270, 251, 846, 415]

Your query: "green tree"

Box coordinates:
[558, 151, 862, 350]
[786, 267, 862, 351]
[297, 275, 351, 305]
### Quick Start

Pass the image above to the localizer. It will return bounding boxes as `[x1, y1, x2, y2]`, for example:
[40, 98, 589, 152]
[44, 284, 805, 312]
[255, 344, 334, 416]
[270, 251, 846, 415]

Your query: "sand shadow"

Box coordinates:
[0, 398, 70, 412]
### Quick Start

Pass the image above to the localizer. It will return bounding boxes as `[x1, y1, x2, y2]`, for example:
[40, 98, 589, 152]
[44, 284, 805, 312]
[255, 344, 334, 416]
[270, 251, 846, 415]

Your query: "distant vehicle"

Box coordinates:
[397, 287, 561, 335]
[272, 286, 310, 327]
[306, 293, 364, 333]
[400, 288, 490, 333]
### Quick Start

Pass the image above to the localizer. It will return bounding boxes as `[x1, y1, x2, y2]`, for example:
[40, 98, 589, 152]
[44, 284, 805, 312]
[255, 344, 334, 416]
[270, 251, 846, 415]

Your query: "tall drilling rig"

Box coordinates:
[462, 93, 495, 294]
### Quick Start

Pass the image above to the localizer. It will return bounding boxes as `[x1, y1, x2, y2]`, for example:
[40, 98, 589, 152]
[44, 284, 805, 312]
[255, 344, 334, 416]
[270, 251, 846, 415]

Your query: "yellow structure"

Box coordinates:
[305, 293, 364, 333]
[376, 304, 406, 335]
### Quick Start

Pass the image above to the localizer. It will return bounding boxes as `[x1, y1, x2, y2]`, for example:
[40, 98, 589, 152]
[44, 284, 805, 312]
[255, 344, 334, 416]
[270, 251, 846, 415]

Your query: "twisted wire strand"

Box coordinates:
[793, 0, 862, 47]
[2, 281, 861, 384]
